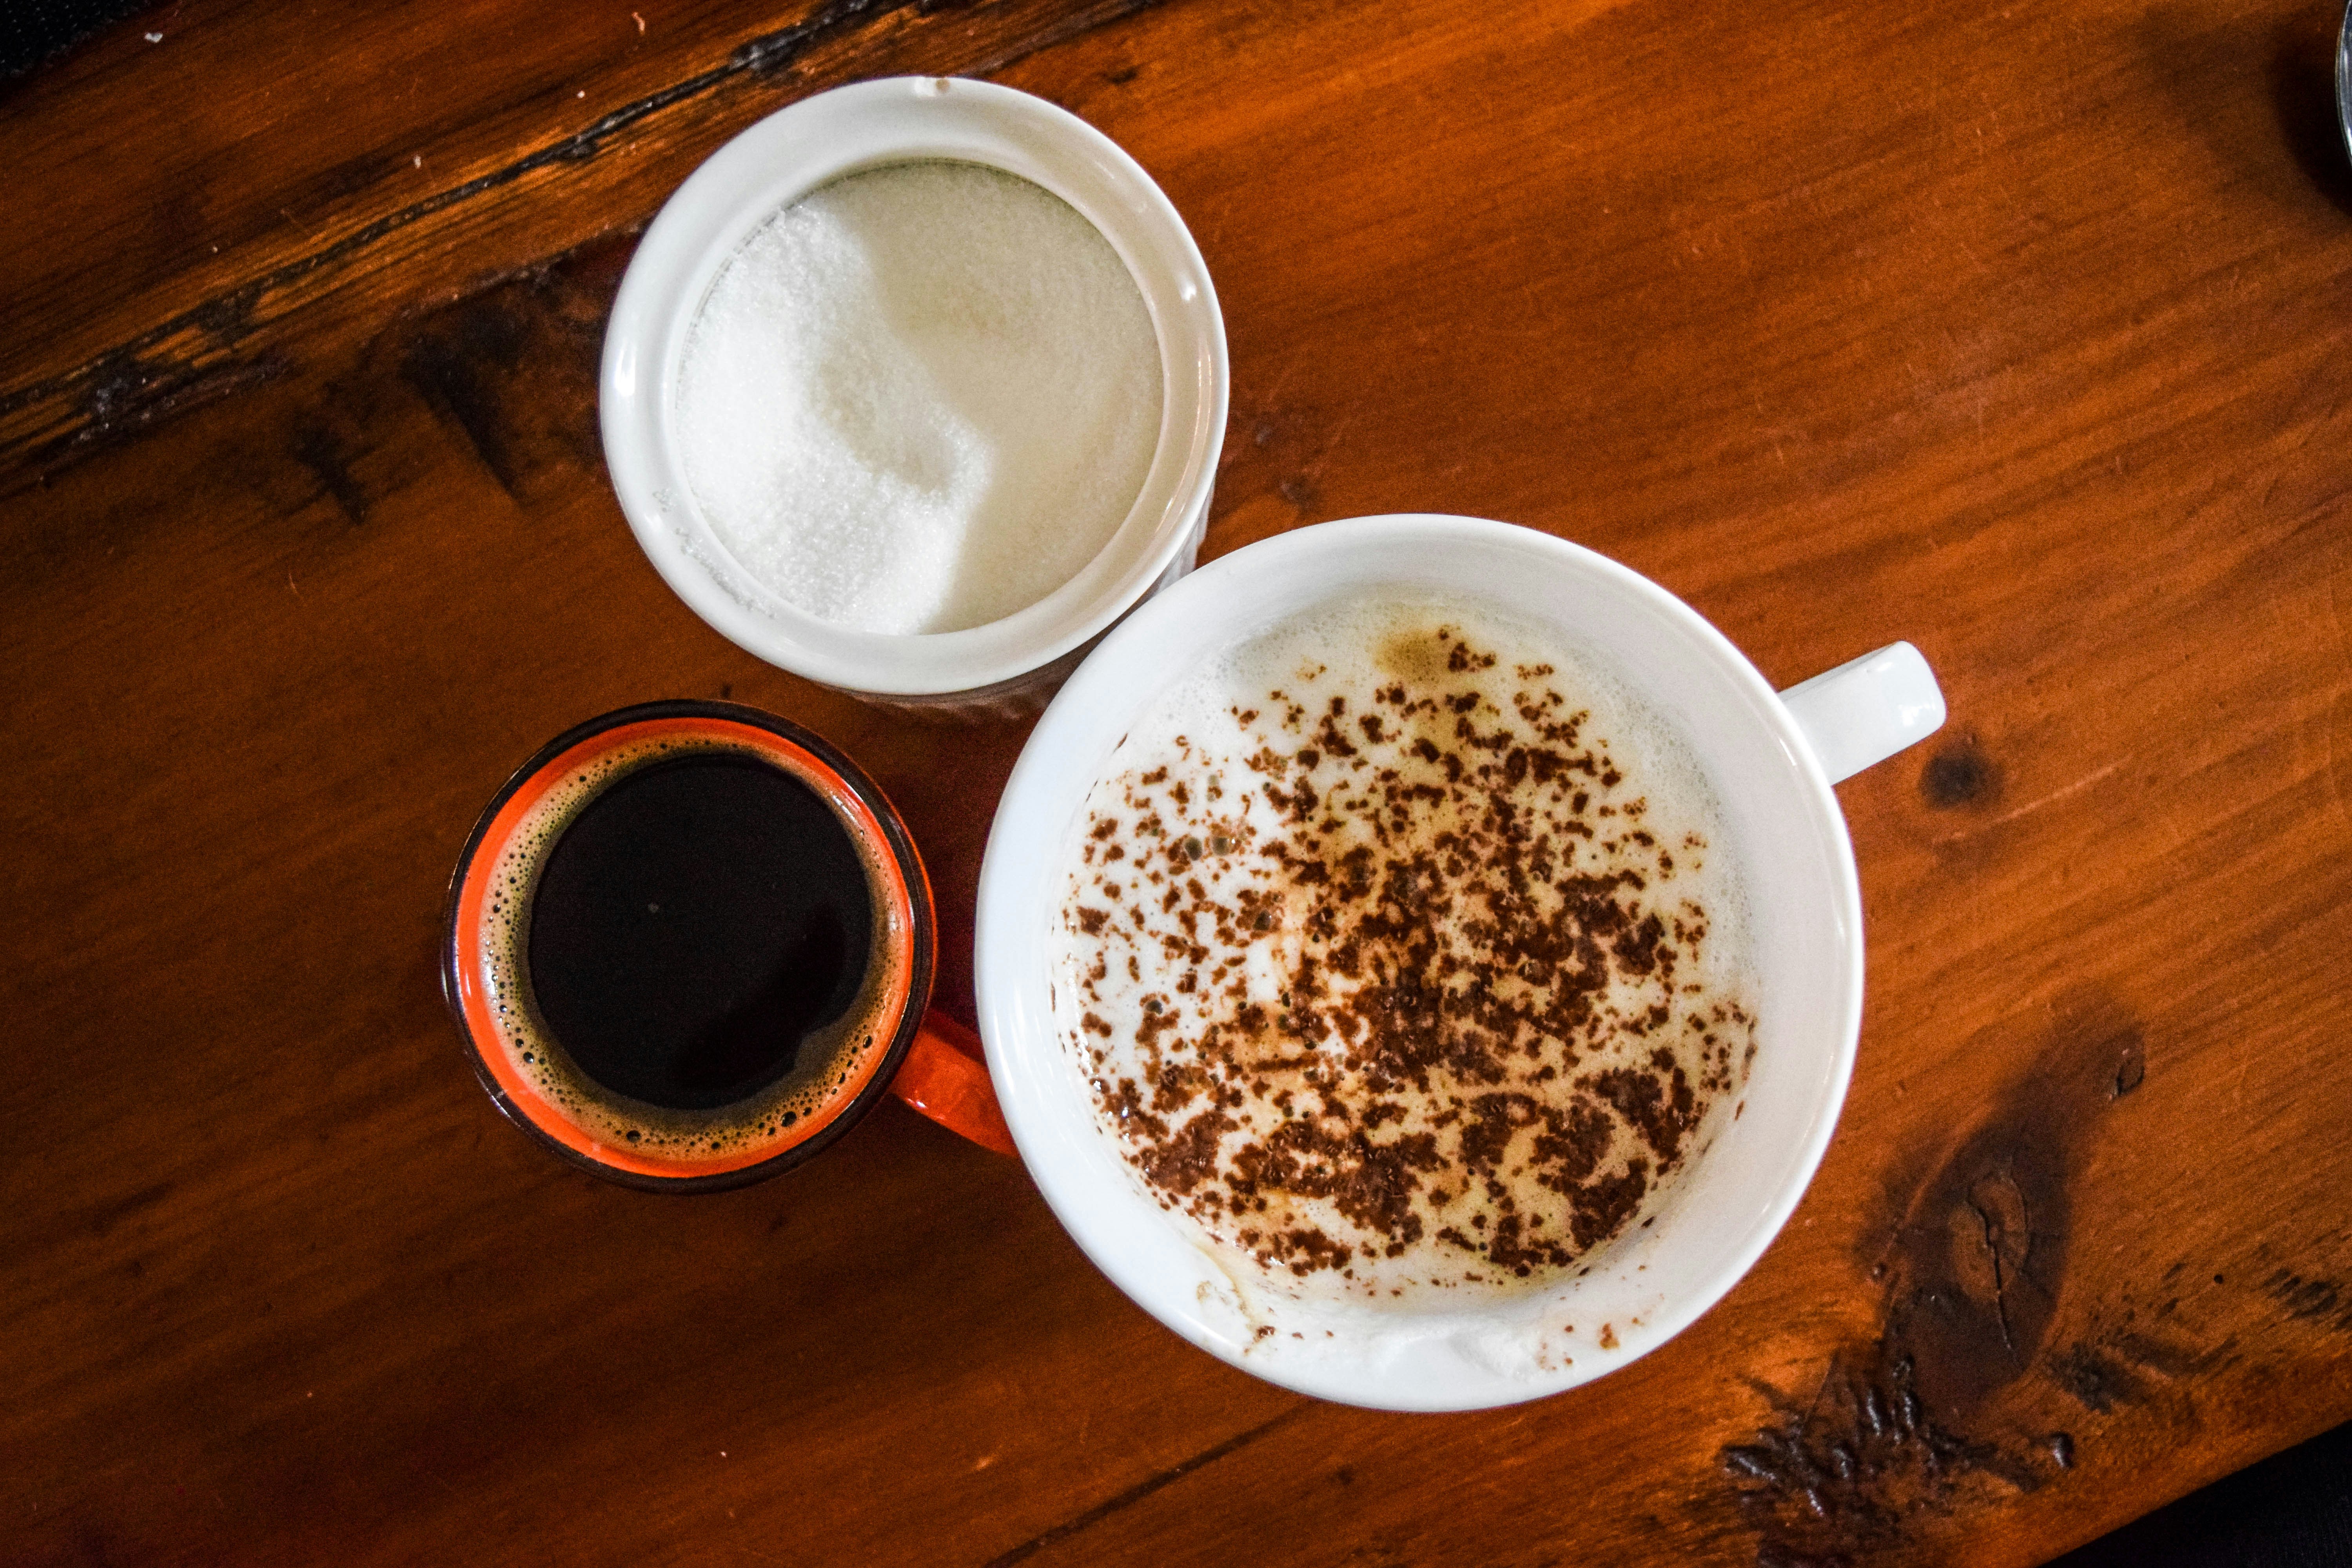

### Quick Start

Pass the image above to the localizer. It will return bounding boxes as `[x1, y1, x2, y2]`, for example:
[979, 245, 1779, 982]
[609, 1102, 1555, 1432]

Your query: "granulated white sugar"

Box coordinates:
[675, 161, 1163, 635]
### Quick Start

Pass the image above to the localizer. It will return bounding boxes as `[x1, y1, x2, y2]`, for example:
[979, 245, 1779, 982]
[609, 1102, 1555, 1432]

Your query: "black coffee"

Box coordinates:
[456, 719, 912, 1170]
[526, 753, 874, 1112]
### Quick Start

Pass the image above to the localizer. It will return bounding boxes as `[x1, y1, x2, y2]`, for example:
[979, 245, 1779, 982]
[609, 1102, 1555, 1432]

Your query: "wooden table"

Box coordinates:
[6, 1, 2349, 1562]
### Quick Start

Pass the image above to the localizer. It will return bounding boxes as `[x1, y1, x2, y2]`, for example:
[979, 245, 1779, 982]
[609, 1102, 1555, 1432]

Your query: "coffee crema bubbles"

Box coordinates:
[471, 728, 908, 1165]
[1050, 597, 1760, 1303]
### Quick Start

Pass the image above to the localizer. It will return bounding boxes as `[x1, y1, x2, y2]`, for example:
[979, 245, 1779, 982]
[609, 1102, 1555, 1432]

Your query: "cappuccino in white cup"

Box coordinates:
[977, 515, 1942, 1410]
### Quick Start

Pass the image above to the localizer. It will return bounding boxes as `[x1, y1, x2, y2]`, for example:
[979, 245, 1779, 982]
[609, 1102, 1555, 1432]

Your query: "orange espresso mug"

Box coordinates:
[442, 700, 1011, 1189]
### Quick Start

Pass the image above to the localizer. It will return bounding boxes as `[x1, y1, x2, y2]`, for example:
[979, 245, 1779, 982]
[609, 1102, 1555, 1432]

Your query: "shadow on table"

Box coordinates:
[1, 0, 154, 80]
[2268, 6, 2352, 219]
[2049, 1420, 2352, 1568]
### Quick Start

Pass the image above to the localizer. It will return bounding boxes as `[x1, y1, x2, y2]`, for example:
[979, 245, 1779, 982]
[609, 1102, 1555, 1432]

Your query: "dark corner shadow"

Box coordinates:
[0, 0, 161, 92]
[2268, 5, 2352, 218]
[2047, 1419, 2352, 1568]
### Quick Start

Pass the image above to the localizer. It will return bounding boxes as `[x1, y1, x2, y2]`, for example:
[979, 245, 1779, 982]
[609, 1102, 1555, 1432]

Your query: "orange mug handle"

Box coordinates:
[889, 1010, 1016, 1156]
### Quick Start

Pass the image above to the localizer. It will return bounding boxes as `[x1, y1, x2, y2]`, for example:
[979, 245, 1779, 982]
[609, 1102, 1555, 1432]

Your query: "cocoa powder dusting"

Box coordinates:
[1055, 606, 1757, 1298]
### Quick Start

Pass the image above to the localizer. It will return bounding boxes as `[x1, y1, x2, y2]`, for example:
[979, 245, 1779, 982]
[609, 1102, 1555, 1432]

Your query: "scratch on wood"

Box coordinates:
[1935, 762, 2117, 842]
[0, 0, 1159, 487]
[982, 1406, 1304, 1566]
[1, 0, 904, 448]
[27, 353, 289, 477]
[1965, 1173, 2025, 1363]
[956, 0, 1166, 76]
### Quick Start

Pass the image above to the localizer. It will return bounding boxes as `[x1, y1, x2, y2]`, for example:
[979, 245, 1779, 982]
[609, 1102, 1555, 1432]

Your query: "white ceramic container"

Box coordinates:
[974, 515, 1943, 1410]
[600, 77, 1228, 717]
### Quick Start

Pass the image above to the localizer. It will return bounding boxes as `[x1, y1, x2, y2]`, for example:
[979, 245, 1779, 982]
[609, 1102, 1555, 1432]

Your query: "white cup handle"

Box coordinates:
[1777, 641, 1947, 785]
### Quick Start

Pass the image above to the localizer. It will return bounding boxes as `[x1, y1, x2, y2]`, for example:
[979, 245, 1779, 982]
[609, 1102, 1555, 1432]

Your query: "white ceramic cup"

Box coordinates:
[975, 515, 1944, 1410]
[600, 78, 1229, 717]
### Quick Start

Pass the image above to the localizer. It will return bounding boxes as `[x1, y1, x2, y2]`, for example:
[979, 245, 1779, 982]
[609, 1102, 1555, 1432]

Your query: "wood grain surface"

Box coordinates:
[5, 0, 2350, 1563]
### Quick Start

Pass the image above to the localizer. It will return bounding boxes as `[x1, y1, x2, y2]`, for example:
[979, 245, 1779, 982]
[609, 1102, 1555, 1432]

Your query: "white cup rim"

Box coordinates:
[976, 515, 1865, 1410]
[599, 77, 1229, 698]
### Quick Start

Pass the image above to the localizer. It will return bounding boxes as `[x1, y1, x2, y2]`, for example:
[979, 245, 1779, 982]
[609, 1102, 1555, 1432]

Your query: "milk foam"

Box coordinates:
[1049, 594, 1759, 1316]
